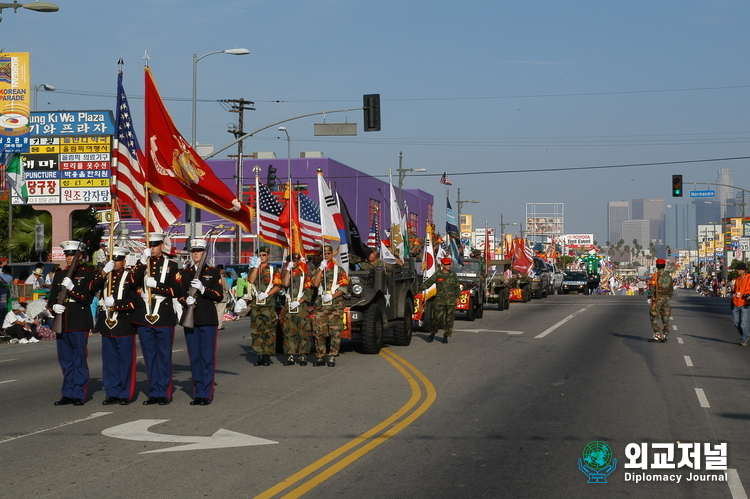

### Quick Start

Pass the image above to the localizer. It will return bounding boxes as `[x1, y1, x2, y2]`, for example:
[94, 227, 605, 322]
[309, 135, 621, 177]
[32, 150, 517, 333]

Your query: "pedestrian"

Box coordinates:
[179, 239, 223, 405]
[420, 257, 461, 343]
[248, 246, 282, 366]
[731, 262, 750, 347]
[311, 245, 349, 366]
[49, 241, 96, 406]
[647, 258, 674, 343]
[91, 247, 141, 405]
[2, 301, 39, 343]
[281, 253, 313, 366]
[131, 233, 181, 405]
[215, 265, 231, 330]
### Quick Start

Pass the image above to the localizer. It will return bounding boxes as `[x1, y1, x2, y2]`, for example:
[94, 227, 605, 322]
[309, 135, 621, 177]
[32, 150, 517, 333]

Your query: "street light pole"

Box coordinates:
[189, 47, 250, 243]
[395, 151, 426, 210]
[456, 187, 479, 232]
[32, 83, 55, 111]
[498, 213, 518, 255]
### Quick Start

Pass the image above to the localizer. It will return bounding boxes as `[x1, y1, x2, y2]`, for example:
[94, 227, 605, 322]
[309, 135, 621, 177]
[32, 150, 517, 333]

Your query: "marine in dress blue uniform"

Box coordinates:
[91, 247, 142, 405]
[178, 239, 223, 406]
[131, 233, 181, 405]
[50, 241, 96, 406]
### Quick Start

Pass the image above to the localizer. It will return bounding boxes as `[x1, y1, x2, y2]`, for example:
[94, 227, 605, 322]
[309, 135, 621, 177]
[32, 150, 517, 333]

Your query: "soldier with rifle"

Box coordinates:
[178, 239, 223, 406]
[49, 241, 96, 406]
[131, 233, 180, 405]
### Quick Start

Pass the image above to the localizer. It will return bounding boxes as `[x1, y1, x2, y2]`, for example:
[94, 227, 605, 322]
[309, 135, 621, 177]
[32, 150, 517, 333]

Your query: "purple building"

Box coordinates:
[167, 155, 433, 265]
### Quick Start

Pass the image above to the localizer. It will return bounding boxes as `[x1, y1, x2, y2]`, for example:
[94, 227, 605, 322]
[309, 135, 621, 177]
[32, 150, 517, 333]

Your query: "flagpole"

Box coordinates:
[7, 153, 13, 264]
[253, 165, 261, 256]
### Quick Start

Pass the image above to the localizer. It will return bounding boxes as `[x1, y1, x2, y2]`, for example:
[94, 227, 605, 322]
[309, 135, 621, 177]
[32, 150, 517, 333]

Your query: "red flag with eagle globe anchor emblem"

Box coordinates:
[144, 67, 253, 232]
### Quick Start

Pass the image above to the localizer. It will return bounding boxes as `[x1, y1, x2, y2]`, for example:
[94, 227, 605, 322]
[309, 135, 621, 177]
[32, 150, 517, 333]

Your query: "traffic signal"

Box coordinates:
[267, 165, 278, 190]
[672, 174, 683, 197]
[363, 94, 381, 132]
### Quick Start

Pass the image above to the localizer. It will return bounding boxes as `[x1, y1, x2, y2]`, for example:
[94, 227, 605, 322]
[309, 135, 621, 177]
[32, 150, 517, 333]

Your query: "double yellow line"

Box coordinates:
[254, 349, 437, 499]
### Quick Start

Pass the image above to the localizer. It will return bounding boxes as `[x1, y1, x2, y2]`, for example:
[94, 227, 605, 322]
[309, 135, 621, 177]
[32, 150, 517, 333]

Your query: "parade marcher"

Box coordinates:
[647, 259, 674, 343]
[731, 262, 750, 346]
[421, 257, 461, 343]
[131, 233, 181, 405]
[91, 247, 141, 405]
[49, 241, 96, 406]
[179, 239, 223, 405]
[311, 245, 349, 367]
[281, 253, 313, 366]
[248, 246, 282, 366]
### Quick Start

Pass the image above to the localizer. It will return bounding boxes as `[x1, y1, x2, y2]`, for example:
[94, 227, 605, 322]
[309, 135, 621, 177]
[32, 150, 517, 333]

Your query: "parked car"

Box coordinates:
[562, 271, 588, 294]
[530, 257, 551, 299]
[548, 262, 564, 295]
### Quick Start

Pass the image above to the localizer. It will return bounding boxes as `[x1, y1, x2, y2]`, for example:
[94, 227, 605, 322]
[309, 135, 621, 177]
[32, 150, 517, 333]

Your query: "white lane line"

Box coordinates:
[0, 380, 17, 385]
[727, 468, 748, 499]
[673, 325, 678, 330]
[535, 305, 593, 339]
[0, 412, 112, 445]
[684, 356, 693, 367]
[0, 358, 18, 363]
[695, 388, 710, 408]
[677, 337, 684, 344]
[453, 329, 524, 335]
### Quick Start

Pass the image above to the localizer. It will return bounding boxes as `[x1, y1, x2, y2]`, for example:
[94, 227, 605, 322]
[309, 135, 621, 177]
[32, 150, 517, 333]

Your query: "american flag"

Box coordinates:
[299, 192, 322, 254]
[257, 181, 287, 247]
[367, 211, 380, 249]
[111, 71, 180, 232]
[439, 172, 452, 185]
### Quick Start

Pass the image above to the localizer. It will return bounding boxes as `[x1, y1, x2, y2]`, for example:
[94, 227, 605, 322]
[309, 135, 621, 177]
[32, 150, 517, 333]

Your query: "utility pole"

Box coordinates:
[222, 98, 255, 263]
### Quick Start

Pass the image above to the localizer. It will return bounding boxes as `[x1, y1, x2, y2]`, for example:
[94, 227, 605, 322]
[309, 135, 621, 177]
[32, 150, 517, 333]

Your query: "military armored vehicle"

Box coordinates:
[486, 259, 511, 310]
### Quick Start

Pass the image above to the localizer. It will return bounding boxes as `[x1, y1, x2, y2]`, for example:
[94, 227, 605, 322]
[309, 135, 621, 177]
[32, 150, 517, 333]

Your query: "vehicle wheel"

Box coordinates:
[584, 287, 590, 295]
[422, 299, 435, 333]
[392, 301, 413, 346]
[497, 296, 504, 311]
[563, 290, 569, 295]
[476, 297, 484, 318]
[361, 304, 383, 354]
[466, 296, 476, 321]
[522, 286, 530, 302]
[504, 293, 510, 310]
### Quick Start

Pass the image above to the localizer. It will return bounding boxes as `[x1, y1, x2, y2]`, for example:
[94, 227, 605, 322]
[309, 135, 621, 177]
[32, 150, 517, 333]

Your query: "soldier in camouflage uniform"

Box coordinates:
[249, 246, 282, 366]
[421, 257, 461, 343]
[281, 254, 313, 366]
[471, 249, 487, 278]
[311, 245, 349, 367]
[648, 258, 674, 343]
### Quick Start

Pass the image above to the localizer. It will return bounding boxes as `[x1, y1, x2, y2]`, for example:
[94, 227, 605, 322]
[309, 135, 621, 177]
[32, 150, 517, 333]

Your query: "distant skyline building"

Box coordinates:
[715, 168, 733, 217]
[607, 201, 629, 244]
[632, 198, 664, 244]
[622, 219, 651, 248]
[665, 203, 697, 251]
[693, 199, 721, 227]
[726, 190, 747, 219]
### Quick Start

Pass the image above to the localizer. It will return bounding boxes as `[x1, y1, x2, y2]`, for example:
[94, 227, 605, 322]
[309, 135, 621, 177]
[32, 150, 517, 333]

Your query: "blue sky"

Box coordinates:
[3, 0, 749, 244]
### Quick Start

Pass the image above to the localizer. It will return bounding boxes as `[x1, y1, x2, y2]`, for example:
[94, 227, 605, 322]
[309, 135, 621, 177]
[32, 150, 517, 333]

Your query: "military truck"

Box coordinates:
[452, 258, 487, 321]
[486, 259, 511, 310]
[340, 261, 418, 354]
[508, 270, 532, 302]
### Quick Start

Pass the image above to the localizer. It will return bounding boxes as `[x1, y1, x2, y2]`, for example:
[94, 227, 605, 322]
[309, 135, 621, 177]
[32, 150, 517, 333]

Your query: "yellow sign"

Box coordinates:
[0, 52, 31, 150]
[60, 178, 110, 188]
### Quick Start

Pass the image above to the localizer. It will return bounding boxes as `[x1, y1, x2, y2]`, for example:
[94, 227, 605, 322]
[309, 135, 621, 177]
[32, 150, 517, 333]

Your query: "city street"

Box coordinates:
[1, 290, 748, 499]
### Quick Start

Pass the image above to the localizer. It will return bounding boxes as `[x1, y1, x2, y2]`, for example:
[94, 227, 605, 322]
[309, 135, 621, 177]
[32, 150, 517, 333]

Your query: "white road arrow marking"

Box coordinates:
[102, 419, 278, 453]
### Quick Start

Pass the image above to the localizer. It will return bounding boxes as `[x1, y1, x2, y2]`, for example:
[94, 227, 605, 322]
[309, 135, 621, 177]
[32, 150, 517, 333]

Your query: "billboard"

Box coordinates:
[562, 234, 594, 246]
[0, 52, 31, 152]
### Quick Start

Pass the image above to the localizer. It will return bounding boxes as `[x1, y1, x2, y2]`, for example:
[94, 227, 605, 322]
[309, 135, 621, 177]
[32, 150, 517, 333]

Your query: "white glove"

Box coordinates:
[323, 293, 333, 303]
[319, 261, 328, 271]
[186, 296, 196, 306]
[140, 248, 152, 265]
[287, 261, 294, 271]
[190, 278, 205, 294]
[290, 300, 300, 309]
[647, 299, 652, 304]
[250, 256, 260, 269]
[256, 292, 269, 301]
[103, 260, 115, 274]
[53, 304, 66, 314]
[104, 296, 115, 308]
[62, 277, 74, 291]
[146, 277, 158, 288]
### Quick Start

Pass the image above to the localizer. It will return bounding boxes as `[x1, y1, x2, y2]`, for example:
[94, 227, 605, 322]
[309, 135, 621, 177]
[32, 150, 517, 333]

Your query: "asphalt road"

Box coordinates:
[1, 290, 748, 499]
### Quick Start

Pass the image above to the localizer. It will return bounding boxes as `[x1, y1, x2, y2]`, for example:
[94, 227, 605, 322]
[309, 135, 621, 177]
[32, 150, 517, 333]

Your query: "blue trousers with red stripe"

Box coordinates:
[183, 325, 218, 400]
[137, 325, 175, 400]
[101, 335, 137, 401]
[56, 330, 89, 400]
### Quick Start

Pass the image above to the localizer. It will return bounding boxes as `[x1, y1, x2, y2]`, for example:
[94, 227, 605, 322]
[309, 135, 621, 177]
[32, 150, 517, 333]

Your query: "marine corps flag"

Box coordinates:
[144, 67, 253, 232]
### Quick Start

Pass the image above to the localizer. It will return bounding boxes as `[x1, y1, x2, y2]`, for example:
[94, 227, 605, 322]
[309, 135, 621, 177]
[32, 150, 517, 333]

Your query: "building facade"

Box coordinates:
[632, 198, 664, 244]
[607, 201, 629, 244]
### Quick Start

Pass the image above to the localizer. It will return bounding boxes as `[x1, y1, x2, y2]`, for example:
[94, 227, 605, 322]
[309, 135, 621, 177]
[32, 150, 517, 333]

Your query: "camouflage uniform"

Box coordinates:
[313, 262, 349, 360]
[648, 269, 673, 340]
[283, 268, 313, 356]
[421, 269, 461, 338]
[250, 264, 282, 356]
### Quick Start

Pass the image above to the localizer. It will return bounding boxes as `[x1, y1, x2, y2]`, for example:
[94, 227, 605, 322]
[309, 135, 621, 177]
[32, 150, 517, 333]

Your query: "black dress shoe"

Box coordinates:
[254, 355, 265, 366]
[262, 354, 271, 366]
[158, 397, 171, 405]
[299, 359, 308, 366]
[73, 399, 85, 406]
[284, 355, 295, 366]
[648, 336, 661, 342]
[427, 333, 435, 342]
[119, 398, 131, 406]
[54, 396, 74, 406]
[660, 336, 669, 343]
[313, 358, 326, 367]
[199, 398, 212, 406]
[143, 396, 160, 405]
[442, 337, 449, 344]
[102, 396, 120, 405]
[190, 398, 204, 406]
